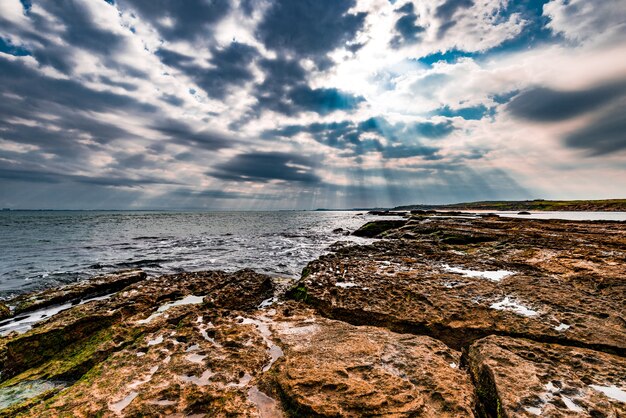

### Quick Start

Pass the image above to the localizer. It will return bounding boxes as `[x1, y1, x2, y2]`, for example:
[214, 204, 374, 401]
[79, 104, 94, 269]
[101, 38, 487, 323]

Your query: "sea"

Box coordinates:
[1, 210, 624, 300]
[0, 210, 376, 299]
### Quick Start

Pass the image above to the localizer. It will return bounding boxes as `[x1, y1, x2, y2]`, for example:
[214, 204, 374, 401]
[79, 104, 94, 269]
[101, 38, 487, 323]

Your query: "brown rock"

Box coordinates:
[0, 269, 279, 416]
[265, 305, 476, 417]
[468, 335, 626, 417]
[0, 304, 9, 321]
[9, 269, 147, 315]
[290, 216, 626, 354]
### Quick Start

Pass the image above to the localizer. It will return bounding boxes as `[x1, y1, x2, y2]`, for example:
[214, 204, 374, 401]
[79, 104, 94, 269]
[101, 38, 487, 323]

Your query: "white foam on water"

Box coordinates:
[589, 385, 626, 402]
[442, 264, 515, 282]
[490, 297, 538, 317]
[137, 295, 205, 324]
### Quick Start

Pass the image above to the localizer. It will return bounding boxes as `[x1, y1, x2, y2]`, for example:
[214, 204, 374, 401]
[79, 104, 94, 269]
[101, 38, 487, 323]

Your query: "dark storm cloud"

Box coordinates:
[0, 167, 179, 188]
[434, 105, 493, 120]
[256, 0, 367, 67]
[435, 0, 474, 38]
[157, 42, 258, 99]
[209, 152, 321, 184]
[152, 119, 233, 151]
[240, 57, 364, 121]
[40, 1, 123, 54]
[0, 56, 156, 163]
[170, 189, 276, 201]
[117, 0, 231, 41]
[381, 144, 442, 159]
[564, 106, 626, 156]
[0, 57, 157, 114]
[263, 117, 455, 158]
[507, 79, 626, 122]
[160, 93, 184, 107]
[266, 118, 453, 144]
[390, 2, 426, 48]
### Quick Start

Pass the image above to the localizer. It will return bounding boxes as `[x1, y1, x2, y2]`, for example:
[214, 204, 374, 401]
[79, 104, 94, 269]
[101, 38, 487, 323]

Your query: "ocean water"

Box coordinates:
[0, 211, 375, 299]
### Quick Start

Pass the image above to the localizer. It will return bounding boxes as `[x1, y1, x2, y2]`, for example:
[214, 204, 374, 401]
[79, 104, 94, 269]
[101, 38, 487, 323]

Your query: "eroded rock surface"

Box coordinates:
[264, 305, 476, 417]
[0, 269, 275, 416]
[468, 335, 626, 417]
[291, 216, 626, 354]
[9, 269, 147, 315]
[1, 214, 624, 417]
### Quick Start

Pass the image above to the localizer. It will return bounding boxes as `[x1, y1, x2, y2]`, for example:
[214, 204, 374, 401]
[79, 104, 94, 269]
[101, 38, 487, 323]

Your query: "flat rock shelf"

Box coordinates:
[0, 212, 624, 417]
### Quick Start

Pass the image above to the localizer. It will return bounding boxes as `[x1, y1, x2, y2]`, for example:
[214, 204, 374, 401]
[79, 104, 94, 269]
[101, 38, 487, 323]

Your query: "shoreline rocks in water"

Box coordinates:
[0, 211, 624, 416]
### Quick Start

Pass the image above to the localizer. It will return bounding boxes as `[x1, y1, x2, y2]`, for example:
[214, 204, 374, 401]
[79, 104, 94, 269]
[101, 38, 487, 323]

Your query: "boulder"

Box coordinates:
[265, 305, 476, 417]
[468, 335, 626, 417]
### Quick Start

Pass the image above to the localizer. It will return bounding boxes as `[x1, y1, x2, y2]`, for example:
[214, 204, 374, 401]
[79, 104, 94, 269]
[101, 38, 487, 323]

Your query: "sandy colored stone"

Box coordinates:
[468, 335, 626, 418]
[291, 216, 625, 354]
[9, 269, 147, 315]
[264, 305, 476, 417]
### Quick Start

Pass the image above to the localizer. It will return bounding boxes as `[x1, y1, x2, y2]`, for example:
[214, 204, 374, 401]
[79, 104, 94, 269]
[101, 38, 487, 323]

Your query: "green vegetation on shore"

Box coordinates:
[393, 199, 626, 212]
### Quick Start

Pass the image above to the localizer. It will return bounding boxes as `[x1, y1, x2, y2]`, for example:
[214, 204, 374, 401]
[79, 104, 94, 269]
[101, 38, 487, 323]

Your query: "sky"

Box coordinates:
[0, 0, 625, 210]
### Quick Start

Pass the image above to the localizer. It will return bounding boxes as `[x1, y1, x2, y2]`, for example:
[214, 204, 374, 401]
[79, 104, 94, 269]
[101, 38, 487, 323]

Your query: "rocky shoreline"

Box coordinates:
[0, 213, 624, 417]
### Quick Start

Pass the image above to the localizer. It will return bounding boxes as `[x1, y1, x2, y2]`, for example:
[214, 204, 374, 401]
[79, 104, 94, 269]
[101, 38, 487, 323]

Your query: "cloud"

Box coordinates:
[435, 0, 474, 38]
[507, 79, 626, 122]
[263, 117, 454, 158]
[157, 42, 259, 99]
[564, 105, 626, 156]
[209, 152, 321, 184]
[0, 167, 179, 188]
[117, 0, 231, 42]
[544, 0, 626, 46]
[244, 57, 363, 119]
[255, 0, 366, 67]
[151, 119, 233, 151]
[390, 2, 426, 48]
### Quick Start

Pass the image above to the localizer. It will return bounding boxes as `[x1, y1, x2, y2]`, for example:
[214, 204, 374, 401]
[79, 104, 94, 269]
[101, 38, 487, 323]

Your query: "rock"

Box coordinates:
[518, 211, 531, 215]
[0, 304, 9, 321]
[352, 220, 407, 237]
[9, 269, 147, 315]
[265, 305, 476, 417]
[290, 216, 626, 354]
[332, 227, 350, 236]
[467, 335, 626, 417]
[0, 269, 276, 416]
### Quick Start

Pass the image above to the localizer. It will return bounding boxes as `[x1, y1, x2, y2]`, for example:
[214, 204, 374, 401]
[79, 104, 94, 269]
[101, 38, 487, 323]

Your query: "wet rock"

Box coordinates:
[9, 269, 147, 315]
[332, 227, 350, 236]
[518, 211, 531, 215]
[0, 269, 277, 416]
[0, 305, 8, 322]
[352, 220, 407, 237]
[16, 306, 272, 417]
[467, 335, 626, 417]
[265, 305, 476, 417]
[292, 217, 626, 354]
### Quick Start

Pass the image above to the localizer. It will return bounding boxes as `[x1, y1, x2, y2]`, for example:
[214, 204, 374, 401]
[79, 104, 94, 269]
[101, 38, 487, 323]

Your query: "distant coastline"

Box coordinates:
[392, 198, 626, 212]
